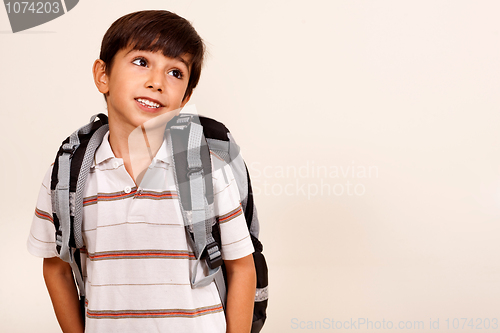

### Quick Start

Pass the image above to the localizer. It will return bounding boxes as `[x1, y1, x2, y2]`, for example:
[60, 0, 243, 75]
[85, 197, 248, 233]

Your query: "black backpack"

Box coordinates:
[50, 113, 268, 332]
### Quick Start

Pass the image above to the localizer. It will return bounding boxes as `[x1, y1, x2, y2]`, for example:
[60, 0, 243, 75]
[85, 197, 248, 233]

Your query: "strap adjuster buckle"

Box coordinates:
[176, 115, 193, 124]
[61, 144, 78, 157]
[187, 166, 203, 177]
[169, 115, 193, 130]
[206, 242, 223, 269]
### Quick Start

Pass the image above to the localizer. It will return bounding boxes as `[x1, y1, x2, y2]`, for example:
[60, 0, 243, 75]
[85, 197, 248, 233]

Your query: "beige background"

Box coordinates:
[1, 0, 500, 332]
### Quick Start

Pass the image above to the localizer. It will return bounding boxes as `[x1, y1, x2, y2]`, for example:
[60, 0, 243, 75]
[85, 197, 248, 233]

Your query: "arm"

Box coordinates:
[43, 257, 84, 333]
[224, 254, 256, 333]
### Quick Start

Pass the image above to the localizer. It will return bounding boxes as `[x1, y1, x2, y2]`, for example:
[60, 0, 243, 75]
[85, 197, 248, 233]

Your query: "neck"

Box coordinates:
[108, 120, 167, 185]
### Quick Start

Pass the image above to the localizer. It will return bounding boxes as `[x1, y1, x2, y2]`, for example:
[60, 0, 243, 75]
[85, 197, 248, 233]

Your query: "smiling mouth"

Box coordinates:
[135, 98, 163, 109]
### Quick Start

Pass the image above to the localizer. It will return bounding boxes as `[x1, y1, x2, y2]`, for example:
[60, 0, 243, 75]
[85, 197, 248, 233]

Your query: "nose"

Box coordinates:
[146, 68, 165, 92]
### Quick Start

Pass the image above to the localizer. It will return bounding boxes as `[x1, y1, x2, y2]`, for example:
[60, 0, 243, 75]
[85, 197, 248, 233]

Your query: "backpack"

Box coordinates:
[50, 112, 268, 332]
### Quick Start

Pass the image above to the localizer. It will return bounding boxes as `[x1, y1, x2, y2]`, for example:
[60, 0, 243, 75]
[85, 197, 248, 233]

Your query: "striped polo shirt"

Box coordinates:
[28, 130, 254, 333]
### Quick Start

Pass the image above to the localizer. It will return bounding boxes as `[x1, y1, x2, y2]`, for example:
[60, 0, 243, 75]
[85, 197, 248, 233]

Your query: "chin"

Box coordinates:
[136, 110, 179, 131]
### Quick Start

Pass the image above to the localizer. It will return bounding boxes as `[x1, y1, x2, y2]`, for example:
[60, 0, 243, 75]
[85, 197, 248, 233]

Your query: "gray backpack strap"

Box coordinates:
[186, 122, 207, 257]
[54, 115, 97, 262]
[167, 114, 223, 292]
[51, 114, 109, 299]
[54, 146, 73, 263]
[69, 250, 86, 298]
[73, 124, 109, 248]
[53, 114, 108, 262]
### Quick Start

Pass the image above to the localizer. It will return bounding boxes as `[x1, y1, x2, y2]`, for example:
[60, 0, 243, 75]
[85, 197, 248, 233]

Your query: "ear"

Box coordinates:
[92, 59, 109, 94]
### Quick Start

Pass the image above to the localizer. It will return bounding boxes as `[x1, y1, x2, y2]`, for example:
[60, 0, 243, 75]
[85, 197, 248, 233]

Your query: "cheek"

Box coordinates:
[109, 79, 132, 98]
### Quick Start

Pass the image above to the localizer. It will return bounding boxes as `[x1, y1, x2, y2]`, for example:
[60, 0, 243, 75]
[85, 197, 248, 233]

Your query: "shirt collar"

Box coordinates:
[154, 135, 171, 165]
[92, 130, 171, 166]
[94, 131, 115, 166]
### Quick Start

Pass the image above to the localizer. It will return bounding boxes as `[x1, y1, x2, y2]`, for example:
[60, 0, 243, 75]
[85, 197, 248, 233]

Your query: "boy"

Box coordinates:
[28, 10, 256, 333]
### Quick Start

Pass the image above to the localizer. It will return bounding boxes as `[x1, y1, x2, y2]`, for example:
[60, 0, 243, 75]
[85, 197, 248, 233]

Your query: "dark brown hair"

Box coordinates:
[99, 10, 205, 100]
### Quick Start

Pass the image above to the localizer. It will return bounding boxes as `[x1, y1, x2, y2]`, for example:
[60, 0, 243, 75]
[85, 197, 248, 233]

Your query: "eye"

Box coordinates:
[168, 69, 184, 79]
[132, 57, 148, 67]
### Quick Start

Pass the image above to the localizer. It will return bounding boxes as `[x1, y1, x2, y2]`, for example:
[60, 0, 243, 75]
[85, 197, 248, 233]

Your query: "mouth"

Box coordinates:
[135, 97, 164, 109]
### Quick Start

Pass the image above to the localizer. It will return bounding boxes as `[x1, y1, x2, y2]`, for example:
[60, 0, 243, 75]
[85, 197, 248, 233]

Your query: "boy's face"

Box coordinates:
[93, 46, 192, 132]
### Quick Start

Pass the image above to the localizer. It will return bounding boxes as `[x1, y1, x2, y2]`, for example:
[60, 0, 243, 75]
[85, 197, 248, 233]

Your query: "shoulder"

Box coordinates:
[41, 163, 55, 195]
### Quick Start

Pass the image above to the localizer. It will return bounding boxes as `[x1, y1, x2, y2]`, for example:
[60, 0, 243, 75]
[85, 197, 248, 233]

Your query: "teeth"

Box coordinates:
[137, 98, 161, 108]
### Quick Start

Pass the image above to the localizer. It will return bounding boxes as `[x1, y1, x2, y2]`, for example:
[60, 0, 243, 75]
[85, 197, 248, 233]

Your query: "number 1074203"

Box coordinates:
[5, 2, 61, 14]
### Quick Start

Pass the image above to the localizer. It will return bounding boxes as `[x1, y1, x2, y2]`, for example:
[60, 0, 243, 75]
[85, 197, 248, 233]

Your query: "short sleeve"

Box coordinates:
[211, 153, 254, 261]
[27, 165, 59, 258]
